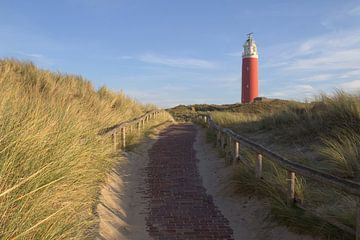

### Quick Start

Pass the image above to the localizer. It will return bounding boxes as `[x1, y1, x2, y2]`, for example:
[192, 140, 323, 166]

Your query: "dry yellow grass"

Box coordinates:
[205, 92, 360, 239]
[0, 59, 166, 239]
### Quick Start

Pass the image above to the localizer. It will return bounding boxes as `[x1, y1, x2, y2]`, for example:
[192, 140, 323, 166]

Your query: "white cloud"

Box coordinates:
[339, 69, 360, 79]
[16, 51, 55, 67]
[138, 53, 217, 69]
[272, 29, 360, 71]
[348, 5, 360, 16]
[300, 73, 334, 82]
[339, 80, 360, 92]
[125, 87, 223, 108]
[266, 84, 318, 101]
[264, 28, 360, 100]
[285, 49, 360, 71]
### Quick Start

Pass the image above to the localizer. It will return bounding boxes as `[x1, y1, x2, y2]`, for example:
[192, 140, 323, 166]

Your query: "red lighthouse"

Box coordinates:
[241, 33, 259, 103]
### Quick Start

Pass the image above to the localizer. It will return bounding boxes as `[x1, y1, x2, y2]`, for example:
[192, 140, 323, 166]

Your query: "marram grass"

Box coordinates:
[209, 91, 360, 239]
[0, 59, 164, 239]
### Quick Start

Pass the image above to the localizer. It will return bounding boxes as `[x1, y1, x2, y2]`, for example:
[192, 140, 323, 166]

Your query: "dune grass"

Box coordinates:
[210, 91, 360, 178]
[209, 111, 259, 126]
[0, 59, 168, 239]
[202, 92, 360, 239]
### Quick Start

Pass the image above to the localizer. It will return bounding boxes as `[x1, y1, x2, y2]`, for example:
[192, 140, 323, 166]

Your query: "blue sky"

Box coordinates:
[1, 0, 360, 107]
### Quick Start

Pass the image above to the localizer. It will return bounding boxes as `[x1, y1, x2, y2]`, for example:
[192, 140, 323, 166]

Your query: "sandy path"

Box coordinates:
[97, 122, 318, 240]
[97, 133, 161, 240]
[194, 125, 319, 240]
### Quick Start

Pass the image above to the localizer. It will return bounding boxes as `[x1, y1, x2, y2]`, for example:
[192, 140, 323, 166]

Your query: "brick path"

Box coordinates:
[145, 124, 234, 240]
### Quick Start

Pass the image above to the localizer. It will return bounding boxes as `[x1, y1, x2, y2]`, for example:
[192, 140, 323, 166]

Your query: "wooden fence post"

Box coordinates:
[256, 154, 263, 178]
[287, 171, 295, 206]
[112, 131, 117, 151]
[216, 131, 221, 147]
[217, 131, 221, 147]
[227, 136, 233, 164]
[223, 134, 227, 150]
[234, 141, 240, 165]
[137, 122, 140, 131]
[357, 198, 360, 240]
[121, 127, 126, 149]
[220, 133, 224, 149]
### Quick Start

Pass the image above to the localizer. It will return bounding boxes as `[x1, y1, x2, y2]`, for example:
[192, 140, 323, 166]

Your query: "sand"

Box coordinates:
[96, 121, 172, 240]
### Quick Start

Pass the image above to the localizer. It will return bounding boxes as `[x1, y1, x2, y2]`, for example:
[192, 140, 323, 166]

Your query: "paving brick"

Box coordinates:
[145, 124, 234, 240]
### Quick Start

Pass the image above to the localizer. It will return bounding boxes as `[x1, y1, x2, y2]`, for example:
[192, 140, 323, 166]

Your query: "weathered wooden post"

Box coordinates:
[204, 116, 207, 126]
[137, 121, 140, 131]
[234, 141, 240, 165]
[287, 171, 295, 206]
[221, 132, 225, 149]
[112, 131, 117, 151]
[121, 127, 126, 149]
[216, 130, 221, 147]
[256, 154, 263, 178]
[219, 132, 224, 149]
[222, 134, 226, 150]
[357, 198, 360, 240]
[227, 135, 233, 164]
[228, 136, 233, 154]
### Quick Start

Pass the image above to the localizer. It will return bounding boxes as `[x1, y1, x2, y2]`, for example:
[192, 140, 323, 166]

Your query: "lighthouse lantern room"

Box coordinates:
[241, 33, 259, 103]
